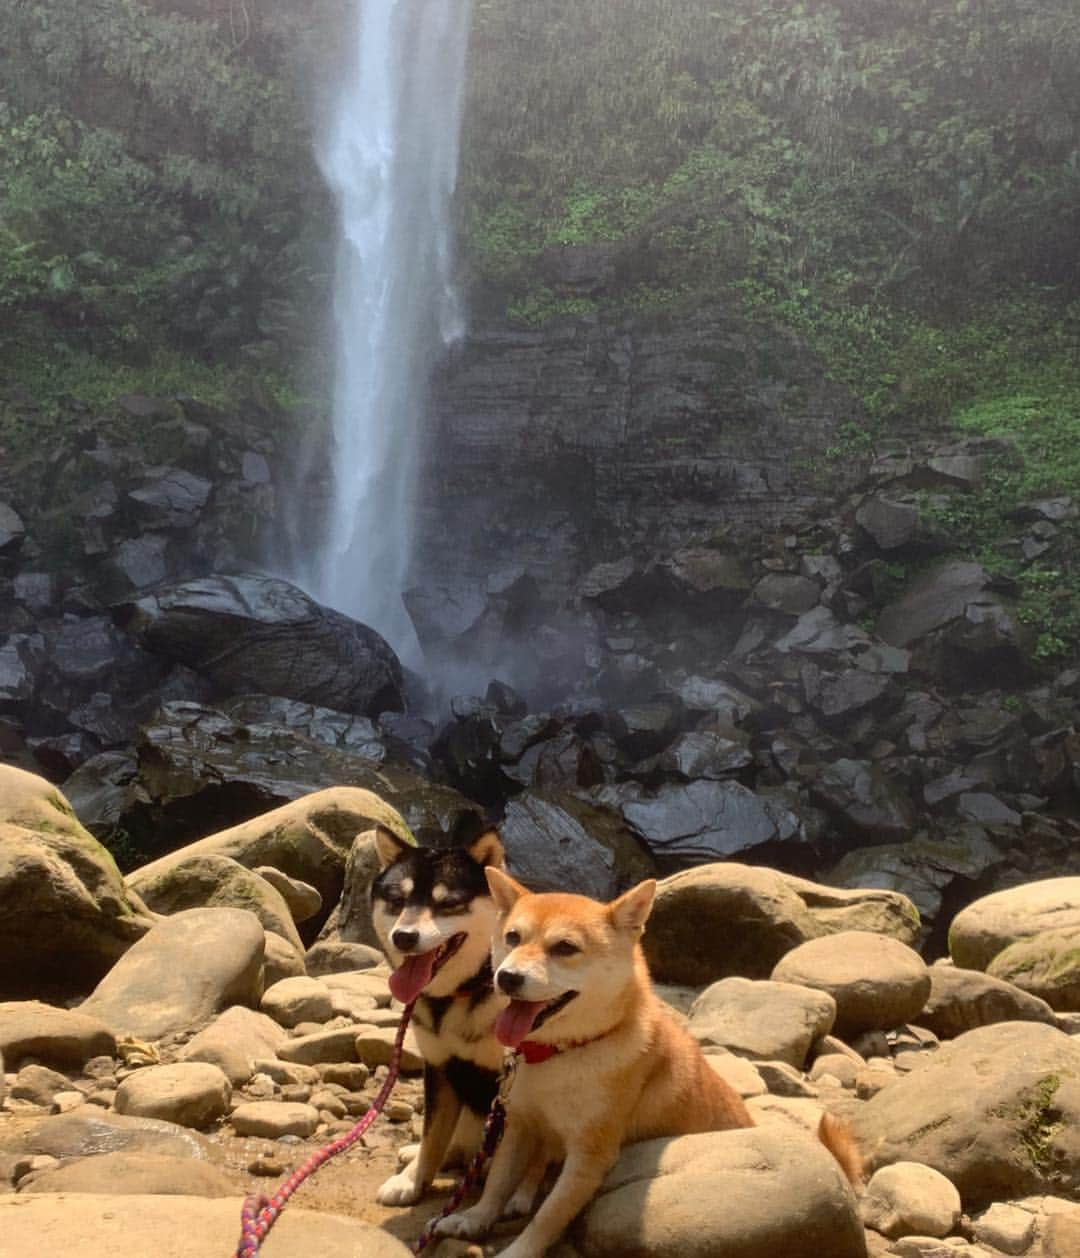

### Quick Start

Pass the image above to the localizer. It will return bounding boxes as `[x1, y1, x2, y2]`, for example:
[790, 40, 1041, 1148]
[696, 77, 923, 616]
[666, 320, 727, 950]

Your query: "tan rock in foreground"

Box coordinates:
[0, 1194, 411, 1258]
[575, 1128, 866, 1257]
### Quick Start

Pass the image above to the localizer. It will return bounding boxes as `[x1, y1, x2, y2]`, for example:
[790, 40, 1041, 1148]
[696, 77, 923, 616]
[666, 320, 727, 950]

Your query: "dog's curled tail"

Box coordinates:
[817, 1112, 864, 1190]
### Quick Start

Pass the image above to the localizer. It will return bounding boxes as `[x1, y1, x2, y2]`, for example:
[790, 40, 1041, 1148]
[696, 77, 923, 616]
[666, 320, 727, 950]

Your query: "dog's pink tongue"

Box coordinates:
[388, 950, 439, 1004]
[495, 999, 549, 1049]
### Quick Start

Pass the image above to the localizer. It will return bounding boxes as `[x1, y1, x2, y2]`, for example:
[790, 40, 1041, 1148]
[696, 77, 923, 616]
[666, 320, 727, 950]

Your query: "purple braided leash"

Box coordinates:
[410, 1094, 507, 1254]
[234, 997, 417, 1258]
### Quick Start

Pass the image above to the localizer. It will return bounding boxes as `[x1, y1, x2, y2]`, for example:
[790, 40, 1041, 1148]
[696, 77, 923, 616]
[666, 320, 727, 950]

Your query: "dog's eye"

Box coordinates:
[439, 901, 468, 915]
[550, 940, 580, 958]
[504, 929, 521, 947]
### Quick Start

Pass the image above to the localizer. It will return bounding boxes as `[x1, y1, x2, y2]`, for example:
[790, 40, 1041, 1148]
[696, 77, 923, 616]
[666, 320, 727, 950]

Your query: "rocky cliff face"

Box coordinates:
[414, 307, 866, 604]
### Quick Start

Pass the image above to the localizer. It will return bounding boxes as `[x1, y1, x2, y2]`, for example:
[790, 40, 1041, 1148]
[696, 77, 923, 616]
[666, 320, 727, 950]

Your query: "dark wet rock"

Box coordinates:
[602, 778, 808, 868]
[608, 699, 682, 758]
[28, 731, 100, 780]
[956, 792, 1022, 828]
[104, 534, 171, 593]
[502, 727, 606, 792]
[240, 451, 271, 484]
[803, 668, 895, 725]
[637, 730, 754, 781]
[402, 582, 486, 653]
[0, 636, 36, 707]
[116, 700, 470, 861]
[810, 758, 915, 844]
[431, 710, 508, 803]
[0, 502, 26, 555]
[658, 547, 751, 605]
[60, 751, 138, 838]
[876, 560, 1029, 680]
[667, 674, 762, 724]
[112, 573, 403, 716]
[485, 678, 527, 717]
[752, 572, 820, 614]
[855, 494, 923, 550]
[220, 695, 386, 763]
[499, 789, 656, 899]
[775, 607, 872, 655]
[128, 468, 212, 528]
[14, 572, 55, 615]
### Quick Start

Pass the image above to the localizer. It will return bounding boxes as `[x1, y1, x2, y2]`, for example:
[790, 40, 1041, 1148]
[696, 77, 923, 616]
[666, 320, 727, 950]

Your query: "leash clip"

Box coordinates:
[498, 1052, 518, 1102]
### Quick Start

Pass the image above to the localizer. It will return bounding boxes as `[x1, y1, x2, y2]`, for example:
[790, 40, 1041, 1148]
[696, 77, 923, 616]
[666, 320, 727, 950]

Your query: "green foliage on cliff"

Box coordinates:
[0, 0, 331, 390]
[462, 0, 1079, 423]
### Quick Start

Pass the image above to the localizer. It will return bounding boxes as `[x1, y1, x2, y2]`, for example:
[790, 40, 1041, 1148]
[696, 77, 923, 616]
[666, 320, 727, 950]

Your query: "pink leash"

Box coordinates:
[234, 997, 416, 1257]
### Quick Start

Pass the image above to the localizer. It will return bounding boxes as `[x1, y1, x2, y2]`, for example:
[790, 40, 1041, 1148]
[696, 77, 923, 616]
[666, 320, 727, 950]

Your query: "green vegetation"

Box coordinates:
[0, 0, 334, 411]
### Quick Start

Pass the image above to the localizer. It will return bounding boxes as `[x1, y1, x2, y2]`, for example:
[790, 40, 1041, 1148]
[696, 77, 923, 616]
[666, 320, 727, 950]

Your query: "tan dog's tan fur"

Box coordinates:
[436, 872, 861, 1257]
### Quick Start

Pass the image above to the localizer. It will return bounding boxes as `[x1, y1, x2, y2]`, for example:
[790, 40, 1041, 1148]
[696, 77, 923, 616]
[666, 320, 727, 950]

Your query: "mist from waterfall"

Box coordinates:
[312, 0, 472, 658]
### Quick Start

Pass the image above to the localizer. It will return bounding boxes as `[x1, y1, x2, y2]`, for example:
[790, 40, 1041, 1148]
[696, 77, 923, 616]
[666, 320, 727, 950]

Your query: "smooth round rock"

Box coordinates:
[772, 931, 930, 1037]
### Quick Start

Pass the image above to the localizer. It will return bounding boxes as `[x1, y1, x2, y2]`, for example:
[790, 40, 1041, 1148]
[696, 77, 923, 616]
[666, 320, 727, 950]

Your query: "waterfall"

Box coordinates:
[312, 0, 472, 658]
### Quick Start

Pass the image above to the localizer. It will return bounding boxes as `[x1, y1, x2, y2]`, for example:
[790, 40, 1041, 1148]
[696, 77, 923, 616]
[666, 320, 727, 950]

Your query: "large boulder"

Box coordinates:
[778, 873, 921, 945]
[771, 931, 931, 1038]
[499, 790, 656, 900]
[949, 878, 1080, 971]
[79, 907, 265, 1040]
[0, 1107, 222, 1165]
[114, 1062, 231, 1129]
[112, 573, 404, 716]
[0, 1001, 115, 1070]
[913, 965, 1058, 1039]
[613, 779, 809, 866]
[0, 1195, 411, 1258]
[0, 765, 154, 997]
[129, 853, 303, 952]
[809, 759, 915, 844]
[126, 786, 415, 926]
[852, 1021, 1080, 1205]
[20, 1152, 236, 1198]
[643, 864, 823, 985]
[987, 927, 1080, 1011]
[876, 560, 1028, 676]
[575, 1128, 866, 1258]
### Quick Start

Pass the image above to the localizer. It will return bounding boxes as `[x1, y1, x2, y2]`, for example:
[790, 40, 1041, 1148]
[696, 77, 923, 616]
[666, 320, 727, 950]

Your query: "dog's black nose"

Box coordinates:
[393, 927, 419, 952]
[497, 969, 525, 995]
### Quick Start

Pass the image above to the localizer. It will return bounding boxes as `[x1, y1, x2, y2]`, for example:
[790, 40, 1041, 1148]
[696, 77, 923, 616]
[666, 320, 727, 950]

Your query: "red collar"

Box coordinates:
[516, 1028, 613, 1064]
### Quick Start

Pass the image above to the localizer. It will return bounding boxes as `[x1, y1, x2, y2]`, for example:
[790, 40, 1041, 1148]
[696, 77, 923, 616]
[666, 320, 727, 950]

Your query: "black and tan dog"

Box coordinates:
[370, 820, 507, 1205]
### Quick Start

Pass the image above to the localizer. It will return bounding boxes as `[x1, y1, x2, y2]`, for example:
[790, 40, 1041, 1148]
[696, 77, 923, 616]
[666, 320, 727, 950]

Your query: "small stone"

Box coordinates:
[810, 1054, 859, 1088]
[248, 1154, 285, 1177]
[860, 1161, 961, 1239]
[384, 1100, 413, 1123]
[318, 1063, 370, 1091]
[855, 1065, 897, 1099]
[50, 1090, 86, 1114]
[756, 1060, 818, 1098]
[231, 1101, 321, 1140]
[970, 1202, 1035, 1255]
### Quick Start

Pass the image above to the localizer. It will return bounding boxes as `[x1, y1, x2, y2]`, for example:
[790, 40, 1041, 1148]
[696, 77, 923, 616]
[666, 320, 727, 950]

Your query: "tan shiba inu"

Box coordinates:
[435, 871, 862, 1257]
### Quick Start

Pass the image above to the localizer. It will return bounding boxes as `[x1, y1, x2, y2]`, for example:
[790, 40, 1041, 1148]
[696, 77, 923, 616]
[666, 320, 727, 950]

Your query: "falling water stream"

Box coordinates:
[313, 0, 472, 659]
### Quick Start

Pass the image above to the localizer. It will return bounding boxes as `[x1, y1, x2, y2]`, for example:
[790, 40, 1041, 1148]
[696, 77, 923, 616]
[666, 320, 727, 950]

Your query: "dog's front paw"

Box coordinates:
[376, 1165, 424, 1206]
[433, 1205, 494, 1240]
[501, 1183, 538, 1219]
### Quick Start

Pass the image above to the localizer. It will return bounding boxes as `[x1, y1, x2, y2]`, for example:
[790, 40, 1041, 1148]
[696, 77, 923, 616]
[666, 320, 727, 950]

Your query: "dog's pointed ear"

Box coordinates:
[467, 828, 505, 871]
[486, 866, 527, 915]
[609, 880, 657, 934]
[374, 825, 410, 870]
